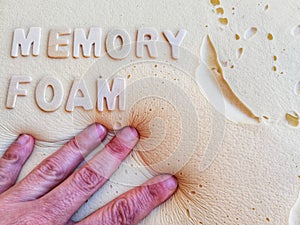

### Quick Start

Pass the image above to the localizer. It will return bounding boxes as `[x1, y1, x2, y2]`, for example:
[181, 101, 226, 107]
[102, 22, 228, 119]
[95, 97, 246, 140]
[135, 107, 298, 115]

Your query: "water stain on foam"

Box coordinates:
[291, 25, 300, 37]
[195, 35, 260, 124]
[285, 111, 299, 127]
[244, 27, 258, 40]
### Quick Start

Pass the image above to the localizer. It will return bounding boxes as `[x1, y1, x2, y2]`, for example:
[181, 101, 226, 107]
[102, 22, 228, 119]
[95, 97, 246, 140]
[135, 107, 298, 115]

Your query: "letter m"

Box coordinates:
[11, 27, 41, 57]
[97, 78, 125, 111]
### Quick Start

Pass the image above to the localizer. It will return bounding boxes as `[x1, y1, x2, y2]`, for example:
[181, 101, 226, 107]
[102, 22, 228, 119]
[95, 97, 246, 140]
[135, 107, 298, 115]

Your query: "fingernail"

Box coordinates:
[164, 175, 178, 191]
[95, 124, 107, 140]
[118, 126, 139, 142]
[17, 134, 30, 145]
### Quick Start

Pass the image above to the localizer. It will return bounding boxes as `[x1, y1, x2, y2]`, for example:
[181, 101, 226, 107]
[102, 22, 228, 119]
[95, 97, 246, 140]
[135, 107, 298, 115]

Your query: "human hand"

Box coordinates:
[0, 124, 177, 225]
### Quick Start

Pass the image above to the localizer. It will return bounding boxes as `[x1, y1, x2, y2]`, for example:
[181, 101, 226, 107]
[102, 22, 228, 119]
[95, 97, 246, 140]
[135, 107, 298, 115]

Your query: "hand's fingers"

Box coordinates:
[39, 127, 139, 224]
[6, 124, 107, 202]
[77, 175, 177, 225]
[66, 219, 75, 225]
[0, 134, 34, 194]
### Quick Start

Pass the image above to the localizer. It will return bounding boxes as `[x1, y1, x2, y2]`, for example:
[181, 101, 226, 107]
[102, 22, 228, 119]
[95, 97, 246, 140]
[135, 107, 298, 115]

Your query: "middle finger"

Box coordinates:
[39, 127, 139, 224]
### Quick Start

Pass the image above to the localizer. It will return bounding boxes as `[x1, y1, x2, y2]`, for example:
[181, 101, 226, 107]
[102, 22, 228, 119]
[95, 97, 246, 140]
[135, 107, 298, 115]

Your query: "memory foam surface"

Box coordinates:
[0, 0, 300, 224]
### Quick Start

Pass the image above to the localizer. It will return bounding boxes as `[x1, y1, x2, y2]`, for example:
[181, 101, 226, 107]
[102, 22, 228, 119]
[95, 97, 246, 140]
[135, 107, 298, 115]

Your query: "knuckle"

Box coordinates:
[109, 198, 136, 225]
[73, 166, 104, 192]
[2, 151, 20, 164]
[67, 138, 82, 152]
[0, 170, 13, 187]
[142, 183, 162, 202]
[36, 157, 65, 181]
[106, 138, 130, 158]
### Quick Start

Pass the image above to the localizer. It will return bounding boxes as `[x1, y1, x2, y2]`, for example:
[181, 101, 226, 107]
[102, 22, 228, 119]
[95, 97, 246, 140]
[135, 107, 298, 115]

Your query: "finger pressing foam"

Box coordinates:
[0, 1, 300, 224]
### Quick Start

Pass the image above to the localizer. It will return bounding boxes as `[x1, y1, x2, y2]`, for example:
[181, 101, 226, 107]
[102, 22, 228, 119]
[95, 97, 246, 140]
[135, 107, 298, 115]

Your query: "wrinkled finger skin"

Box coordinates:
[0, 124, 177, 225]
[77, 175, 177, 225]
[4, 124, 107, 202]
[0, 134, 34, 194]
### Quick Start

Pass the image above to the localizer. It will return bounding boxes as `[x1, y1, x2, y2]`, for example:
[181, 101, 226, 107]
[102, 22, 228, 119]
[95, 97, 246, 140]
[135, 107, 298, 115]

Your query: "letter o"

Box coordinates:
[35, 76, 64, 112]
[106, 29, 131, 59]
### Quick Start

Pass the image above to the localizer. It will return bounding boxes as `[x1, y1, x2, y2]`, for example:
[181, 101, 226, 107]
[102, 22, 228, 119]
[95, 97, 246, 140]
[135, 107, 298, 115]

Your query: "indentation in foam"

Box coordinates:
[264, 4, 269, 11]
[294, 82, 300, 95]
[236, 48, 243, 59]
[195, 35, 260, 124]
[113, 121, 122, 130]
[289, 192, 300, 225]
[216, 7, 224, 15]
[291, 25, 300, 37]
[210, 0, 229, 26]
[267, 33, 274, 41]
[210, 0, 220, 6]
[285, 111, 299, 127]
[218, 18, 228, 25]
[244, 27, 258, 40]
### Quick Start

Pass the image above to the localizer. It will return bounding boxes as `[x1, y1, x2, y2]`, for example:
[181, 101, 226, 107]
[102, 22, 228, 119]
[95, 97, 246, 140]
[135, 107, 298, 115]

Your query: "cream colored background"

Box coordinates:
[0, 0, 300, 224]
